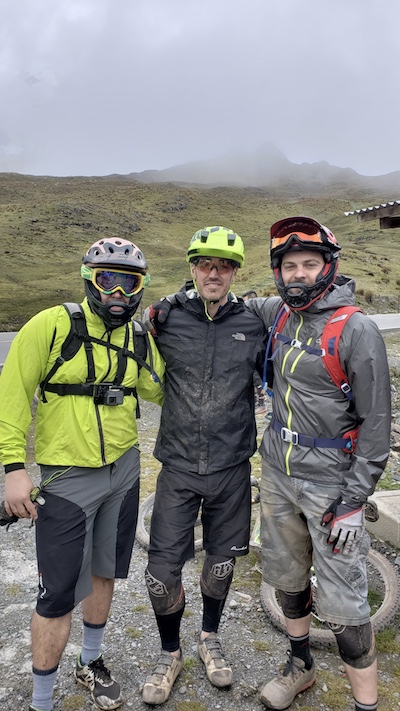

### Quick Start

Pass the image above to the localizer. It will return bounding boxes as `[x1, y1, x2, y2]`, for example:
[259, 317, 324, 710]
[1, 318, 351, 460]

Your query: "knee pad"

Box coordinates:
[200, 555, 235, 600]
[145, 562, 184, 616]
[278, 583, 312, 619]
[329, 622, 376, 669]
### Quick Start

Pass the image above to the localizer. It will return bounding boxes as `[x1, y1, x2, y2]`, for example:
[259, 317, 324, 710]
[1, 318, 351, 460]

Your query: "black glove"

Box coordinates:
[0, 501, 18, 528]
[144, 297, 174, 336]
[0, 487, 44, 529]
[321, 496, 364, 555]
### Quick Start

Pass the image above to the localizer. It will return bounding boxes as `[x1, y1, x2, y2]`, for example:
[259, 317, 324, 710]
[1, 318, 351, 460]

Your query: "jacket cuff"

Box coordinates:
[4, 463, 25, 474]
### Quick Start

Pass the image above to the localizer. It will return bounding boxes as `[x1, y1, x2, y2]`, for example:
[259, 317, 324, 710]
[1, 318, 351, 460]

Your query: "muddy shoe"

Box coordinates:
[260, 653, 316, 710]
[142, 650, 183, 705]
[75, 654, 123, 710]
[198, 632, 232, 687]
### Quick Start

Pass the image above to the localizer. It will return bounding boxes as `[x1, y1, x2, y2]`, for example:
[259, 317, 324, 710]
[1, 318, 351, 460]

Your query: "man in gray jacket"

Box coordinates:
[246, 216, 391, 711]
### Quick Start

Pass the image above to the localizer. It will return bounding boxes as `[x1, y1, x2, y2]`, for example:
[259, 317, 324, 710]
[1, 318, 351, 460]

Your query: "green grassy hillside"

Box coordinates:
[1, 172, 400, 330]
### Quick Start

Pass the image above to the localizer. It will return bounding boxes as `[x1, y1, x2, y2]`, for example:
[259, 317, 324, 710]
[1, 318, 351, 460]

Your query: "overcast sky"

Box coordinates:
[1, 0, 399, 178]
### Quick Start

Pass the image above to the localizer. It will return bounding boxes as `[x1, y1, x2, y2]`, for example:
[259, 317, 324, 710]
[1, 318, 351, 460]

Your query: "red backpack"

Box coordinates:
[264, 304, 362, 453]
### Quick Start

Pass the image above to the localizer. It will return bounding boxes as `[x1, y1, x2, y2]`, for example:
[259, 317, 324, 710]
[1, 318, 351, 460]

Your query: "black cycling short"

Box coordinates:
[148, 460, 252, 566]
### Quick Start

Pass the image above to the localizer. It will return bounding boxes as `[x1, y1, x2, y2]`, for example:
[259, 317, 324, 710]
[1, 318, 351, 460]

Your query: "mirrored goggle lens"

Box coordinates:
[271, 231, 323, 252]
[95, 269, 144, 296]
[92, 268, 144, 296]
[193, 258, 234, 273]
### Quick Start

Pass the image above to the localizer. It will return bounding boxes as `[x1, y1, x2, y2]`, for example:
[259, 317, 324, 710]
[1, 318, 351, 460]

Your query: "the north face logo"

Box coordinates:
[232, 332, 246, 341]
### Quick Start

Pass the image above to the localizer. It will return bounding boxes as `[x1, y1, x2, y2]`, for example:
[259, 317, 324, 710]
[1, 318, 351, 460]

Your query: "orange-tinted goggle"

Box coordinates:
[271, 230, 325, 253]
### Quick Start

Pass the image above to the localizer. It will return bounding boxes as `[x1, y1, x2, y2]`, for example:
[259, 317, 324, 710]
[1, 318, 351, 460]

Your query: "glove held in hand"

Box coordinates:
[321, 496, 364, 555]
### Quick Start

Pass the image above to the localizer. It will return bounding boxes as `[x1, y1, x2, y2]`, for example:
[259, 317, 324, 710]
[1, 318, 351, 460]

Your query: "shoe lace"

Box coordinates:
[89, 656, 112, 684]
[282, 651, 302, 678]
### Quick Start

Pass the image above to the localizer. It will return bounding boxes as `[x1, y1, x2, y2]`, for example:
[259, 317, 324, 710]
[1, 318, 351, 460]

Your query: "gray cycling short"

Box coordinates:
[35, 447, 140, 618]
[261, 458, 371, 626]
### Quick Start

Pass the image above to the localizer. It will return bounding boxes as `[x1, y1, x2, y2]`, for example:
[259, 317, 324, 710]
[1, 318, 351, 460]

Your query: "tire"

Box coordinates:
[260, 548, 400, 648]
[135, 492, 204, 552]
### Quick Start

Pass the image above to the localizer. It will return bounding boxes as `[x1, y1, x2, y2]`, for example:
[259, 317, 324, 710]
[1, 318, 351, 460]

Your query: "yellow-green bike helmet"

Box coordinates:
[186, 226, 245, 267]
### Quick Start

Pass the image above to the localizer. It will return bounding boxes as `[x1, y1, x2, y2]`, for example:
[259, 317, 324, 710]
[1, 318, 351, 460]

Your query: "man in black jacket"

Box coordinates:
[142, 226, 267, 705]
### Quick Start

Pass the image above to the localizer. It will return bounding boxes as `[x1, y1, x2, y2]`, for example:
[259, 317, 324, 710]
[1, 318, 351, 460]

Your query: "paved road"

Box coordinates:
[369, 313, 400, 331]
[0, 332, 18, 369]
[1, 313, 400, 368]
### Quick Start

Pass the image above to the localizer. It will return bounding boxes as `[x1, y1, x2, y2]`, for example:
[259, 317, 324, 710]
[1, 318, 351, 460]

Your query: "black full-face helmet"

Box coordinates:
[270, 216, 341, 309]
[81, 237, 149, 328]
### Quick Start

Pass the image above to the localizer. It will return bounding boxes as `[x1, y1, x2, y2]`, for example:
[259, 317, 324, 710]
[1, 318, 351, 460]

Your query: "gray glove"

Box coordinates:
[321, 496, 364, 555]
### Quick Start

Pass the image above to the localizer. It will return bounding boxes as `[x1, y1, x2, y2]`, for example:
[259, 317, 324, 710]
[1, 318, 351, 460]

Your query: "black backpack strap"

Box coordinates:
[39, 309, 160, 414]
[114, 324, 130, 386]
[40, 303, 91, 402]
[130, 320, 150, 419]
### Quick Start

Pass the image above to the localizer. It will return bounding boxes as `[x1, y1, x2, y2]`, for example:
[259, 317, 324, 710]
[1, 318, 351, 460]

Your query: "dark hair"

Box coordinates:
[242, 289, 258, 299]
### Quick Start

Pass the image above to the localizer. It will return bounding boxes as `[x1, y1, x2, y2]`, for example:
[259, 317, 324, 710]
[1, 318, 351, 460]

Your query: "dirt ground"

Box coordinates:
[1, 400, 400, 711]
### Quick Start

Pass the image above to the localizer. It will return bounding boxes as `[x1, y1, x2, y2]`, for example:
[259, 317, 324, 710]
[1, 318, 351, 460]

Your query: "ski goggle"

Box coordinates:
[81, 265, 149, 296]
[271, 230, 325, 254]
[191, 257, 236, 273]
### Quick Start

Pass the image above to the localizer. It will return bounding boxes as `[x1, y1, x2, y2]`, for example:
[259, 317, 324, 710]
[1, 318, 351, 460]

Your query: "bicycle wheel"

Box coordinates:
[135, 492, 204, 551]
[260, 548, 400, 648]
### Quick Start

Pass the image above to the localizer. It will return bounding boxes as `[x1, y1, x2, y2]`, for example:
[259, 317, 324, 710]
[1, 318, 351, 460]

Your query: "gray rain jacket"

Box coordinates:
[153, 290, 267, 476]
[246, 277, 391, 504]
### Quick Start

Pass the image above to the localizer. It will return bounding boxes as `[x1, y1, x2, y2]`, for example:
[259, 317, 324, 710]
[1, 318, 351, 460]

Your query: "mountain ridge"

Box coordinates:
[125, 143, 400, 194]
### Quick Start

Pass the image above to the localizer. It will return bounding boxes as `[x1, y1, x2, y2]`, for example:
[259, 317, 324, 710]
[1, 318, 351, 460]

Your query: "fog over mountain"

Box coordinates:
[126, 143, 400, 194]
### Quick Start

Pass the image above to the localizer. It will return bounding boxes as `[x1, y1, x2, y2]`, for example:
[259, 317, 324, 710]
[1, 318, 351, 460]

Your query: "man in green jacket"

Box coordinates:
[0, 237, 164, 711]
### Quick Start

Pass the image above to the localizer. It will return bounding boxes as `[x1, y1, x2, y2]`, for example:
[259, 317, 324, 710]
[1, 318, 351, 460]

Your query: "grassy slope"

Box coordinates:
[1, 172, 400, 330]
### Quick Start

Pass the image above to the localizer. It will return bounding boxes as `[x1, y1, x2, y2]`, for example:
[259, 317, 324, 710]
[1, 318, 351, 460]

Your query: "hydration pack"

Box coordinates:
[264, 304, 362, 401]
[39, 303, 153, 416]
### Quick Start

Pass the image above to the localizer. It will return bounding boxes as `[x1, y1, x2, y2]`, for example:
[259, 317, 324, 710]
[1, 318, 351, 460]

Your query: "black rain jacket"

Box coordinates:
[153, 290, 267, 475]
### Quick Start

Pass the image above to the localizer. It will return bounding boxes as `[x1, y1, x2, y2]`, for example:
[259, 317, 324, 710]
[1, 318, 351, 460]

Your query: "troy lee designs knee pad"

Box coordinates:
[200, 555, 235, 600]
[277, 583, 313, 619]
[329, 621, 376, 669]
[145, 562, 184, 616]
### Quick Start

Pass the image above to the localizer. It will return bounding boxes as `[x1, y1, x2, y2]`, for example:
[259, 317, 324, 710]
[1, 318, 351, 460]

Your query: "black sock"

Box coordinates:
[202, 592, 227, 633]
[288, 633, 313, 670]
[354, 701, 378, 711]
[154, 607, 184, 653]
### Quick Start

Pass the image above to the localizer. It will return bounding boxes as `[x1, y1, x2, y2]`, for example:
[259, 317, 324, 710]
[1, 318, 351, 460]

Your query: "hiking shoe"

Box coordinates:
[74, 654, 123, 710]
[198, 632, 232, 687]
[260, 653, 316, 709]
[142, 650, 183, 705]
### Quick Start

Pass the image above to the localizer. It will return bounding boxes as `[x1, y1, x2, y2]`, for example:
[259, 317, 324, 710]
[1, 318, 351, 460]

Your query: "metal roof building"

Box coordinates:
[344, 201, 400, 228]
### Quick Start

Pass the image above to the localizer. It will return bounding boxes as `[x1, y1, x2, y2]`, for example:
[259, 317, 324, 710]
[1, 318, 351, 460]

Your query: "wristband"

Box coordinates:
[4, 463, 25, 474]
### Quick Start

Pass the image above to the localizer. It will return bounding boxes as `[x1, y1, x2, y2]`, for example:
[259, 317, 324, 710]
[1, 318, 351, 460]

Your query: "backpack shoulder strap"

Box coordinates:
[130, 319, 152, 419]
[60, 303, 89, 361]
[40, 303, 94, 401]
[263, 301, 288, 393]
[321, 306, 363, 400]
[132, 319, 149, 365]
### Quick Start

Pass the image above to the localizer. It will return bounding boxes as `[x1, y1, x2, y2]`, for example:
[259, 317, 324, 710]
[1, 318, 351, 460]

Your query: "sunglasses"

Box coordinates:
[81, 265, 147, 296]
[192, 257, 235, 273]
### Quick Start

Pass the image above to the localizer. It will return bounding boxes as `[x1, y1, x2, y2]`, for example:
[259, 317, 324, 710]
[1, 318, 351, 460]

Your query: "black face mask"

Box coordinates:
[84, 282, 143, 329]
